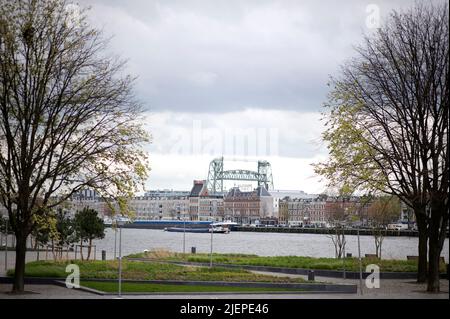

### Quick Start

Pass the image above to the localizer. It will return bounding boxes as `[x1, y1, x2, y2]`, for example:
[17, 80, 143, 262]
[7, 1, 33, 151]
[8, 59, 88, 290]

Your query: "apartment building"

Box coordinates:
[223, 186, 273, 225]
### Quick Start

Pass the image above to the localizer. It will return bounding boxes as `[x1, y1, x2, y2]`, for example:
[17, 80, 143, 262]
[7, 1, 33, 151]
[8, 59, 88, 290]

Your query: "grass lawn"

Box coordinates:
[128, 250, 447, 273]
[7, 260, 306, 283]
[81, 281, 306, 293]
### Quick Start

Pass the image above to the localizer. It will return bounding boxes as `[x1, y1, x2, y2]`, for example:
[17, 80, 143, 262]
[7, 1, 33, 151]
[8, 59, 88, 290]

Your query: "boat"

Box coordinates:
[164, 226, 230, 234]
[122, 220, 212, 229]
[164, 222, 236, 234]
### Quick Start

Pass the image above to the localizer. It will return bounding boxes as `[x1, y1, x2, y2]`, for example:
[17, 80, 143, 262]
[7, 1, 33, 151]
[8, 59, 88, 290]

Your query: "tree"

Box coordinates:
[31, 213, 57, 252]
[326, 199, 349, 259]
[314, 3, 448, 291]
[367, 196, 401, 259]
[74, 208, 104, 260]
[0, 0, 150, 293]
[53, 208, 76, 259]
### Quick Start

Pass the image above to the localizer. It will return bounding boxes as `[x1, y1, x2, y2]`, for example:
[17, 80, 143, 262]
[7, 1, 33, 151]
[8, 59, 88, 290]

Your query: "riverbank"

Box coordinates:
[235, 226, 449, 238]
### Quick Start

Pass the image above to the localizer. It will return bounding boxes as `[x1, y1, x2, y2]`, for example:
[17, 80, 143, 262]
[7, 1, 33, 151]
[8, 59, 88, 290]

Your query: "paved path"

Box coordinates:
[1, 276, 448, 299]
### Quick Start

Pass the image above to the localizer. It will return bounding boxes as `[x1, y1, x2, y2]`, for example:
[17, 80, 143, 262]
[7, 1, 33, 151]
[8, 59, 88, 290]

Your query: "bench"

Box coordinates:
[365, 254, 378, 259]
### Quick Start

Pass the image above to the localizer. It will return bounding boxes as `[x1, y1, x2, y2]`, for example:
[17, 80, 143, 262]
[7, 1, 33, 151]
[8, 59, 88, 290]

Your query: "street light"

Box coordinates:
[183, 212, 186, 255]
[209, 221, 214, 268]
[357, 227, 363, 295]
[115, 217, 126, 298]
[3, 216, 8, 272]
[114, 225, 117, 260]
[209, 202, 217, 268]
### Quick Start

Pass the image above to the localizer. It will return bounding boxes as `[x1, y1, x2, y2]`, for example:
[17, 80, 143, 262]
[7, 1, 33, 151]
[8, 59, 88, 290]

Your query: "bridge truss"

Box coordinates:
[206, 157, 274, 194]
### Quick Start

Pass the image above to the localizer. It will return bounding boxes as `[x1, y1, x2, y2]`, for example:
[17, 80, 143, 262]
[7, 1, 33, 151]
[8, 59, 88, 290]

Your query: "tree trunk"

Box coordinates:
[427, 217, 440, 292]
[87, 239, 92, 261]
[427, 200, 446, 293]
[415, 209, 428, 283]
[379, 233, 384, 259]
[12, 234, 27, 293]
[51, 239, 56, 261]
[80, 240, 84, 261]
[374, 235, 380, 258]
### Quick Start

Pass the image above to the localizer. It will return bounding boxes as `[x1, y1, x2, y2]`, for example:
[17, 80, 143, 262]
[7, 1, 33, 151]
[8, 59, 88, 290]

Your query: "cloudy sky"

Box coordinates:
[78, 0, 431, 193]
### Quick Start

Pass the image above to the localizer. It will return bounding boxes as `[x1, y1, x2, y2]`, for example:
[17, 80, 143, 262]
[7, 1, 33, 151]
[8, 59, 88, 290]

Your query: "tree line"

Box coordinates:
[1, 208, 106, 261]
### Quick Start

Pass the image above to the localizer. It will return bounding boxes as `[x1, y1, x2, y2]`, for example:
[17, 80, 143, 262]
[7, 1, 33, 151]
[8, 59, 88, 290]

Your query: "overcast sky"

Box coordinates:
[78, 0, 438, 193]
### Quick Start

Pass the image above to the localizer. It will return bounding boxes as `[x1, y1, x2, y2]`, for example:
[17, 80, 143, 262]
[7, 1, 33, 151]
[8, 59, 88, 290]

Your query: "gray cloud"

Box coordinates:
[72, 0, 444, 192]
[78, 0, 430, 113]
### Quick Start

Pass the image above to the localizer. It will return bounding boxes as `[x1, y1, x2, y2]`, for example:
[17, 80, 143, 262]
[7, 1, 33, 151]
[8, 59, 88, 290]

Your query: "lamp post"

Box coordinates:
[4, 216, 8, 272]
[115, 217, 126, 298]
[357, 228, 363, 295]
[209, 202, 217, 268]
[114, 226, 117, 260]
[183, 214, 186, 255]
[209, 221, 213, 268]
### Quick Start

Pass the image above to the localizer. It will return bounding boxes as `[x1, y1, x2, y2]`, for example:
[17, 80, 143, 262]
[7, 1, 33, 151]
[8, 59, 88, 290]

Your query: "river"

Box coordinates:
[92, 228, 449, 262]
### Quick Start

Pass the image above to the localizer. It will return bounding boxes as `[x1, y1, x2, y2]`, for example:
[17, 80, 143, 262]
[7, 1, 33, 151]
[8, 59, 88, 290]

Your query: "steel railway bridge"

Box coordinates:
[206, 157, 274, 194]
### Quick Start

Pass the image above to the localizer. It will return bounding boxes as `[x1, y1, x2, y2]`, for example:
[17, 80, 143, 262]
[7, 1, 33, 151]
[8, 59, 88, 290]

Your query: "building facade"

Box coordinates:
[269, 190, 317, 219]
[68, 189, 190, 221]
[279, 197, 328, 227]
[129, 194, 189, 220]
[224, 186, 273, 225]
[188, 180, 225, 221]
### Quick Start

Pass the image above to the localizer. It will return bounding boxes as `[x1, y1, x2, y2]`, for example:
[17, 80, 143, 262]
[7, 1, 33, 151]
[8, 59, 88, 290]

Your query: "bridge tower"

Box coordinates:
[257, 160, 274, 191]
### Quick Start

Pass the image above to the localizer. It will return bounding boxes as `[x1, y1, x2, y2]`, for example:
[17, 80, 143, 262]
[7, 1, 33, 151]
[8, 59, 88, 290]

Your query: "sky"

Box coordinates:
[77, 0, 434, 194]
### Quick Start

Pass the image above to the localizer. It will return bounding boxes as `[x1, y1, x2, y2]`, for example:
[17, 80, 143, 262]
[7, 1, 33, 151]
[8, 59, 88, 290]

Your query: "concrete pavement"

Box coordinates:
[0, 277, 448, 299]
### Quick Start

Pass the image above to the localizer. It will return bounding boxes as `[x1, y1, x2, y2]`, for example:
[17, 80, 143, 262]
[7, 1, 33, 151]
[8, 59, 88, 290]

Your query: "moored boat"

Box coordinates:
[164, 225, 230, 234]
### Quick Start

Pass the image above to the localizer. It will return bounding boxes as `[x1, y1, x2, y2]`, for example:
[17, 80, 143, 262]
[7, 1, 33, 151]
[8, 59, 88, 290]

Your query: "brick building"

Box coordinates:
[224, 186, 273, 225]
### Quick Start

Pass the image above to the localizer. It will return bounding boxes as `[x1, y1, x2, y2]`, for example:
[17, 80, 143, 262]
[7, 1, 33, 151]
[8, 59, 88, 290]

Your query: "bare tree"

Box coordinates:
[315, 3, 448, 291]
[326, 199, 349, 259]
[368, 196, 401, 259]
[0, 0, 150, 293]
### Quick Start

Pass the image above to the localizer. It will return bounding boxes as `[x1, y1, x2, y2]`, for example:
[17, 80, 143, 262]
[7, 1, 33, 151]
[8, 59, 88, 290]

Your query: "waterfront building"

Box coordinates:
[68, 189, 190, 221]
[224, 186, 273, 225]
[188, 180, 225, 221]
[129, 194, 189, 220]
[279, 197, 327, 227]
[68, 190, 109, 218]
[269, 190, 317, 219]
